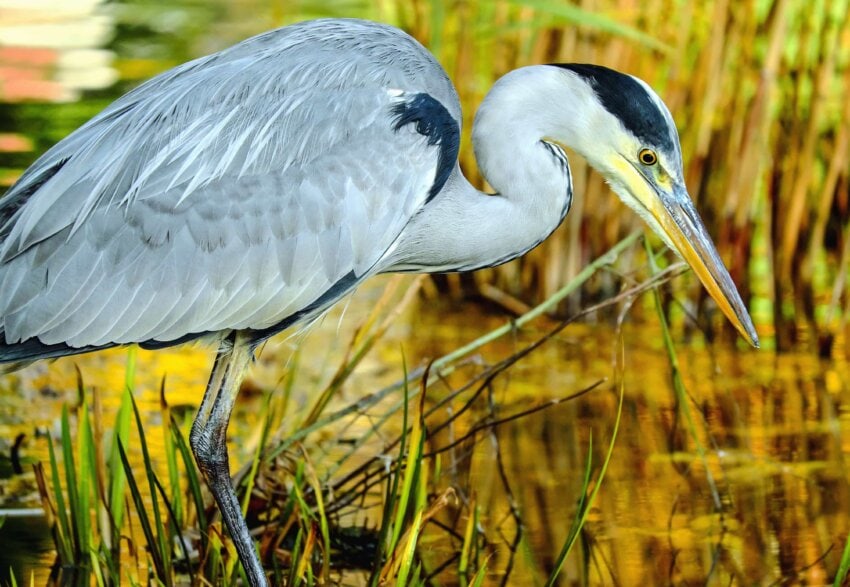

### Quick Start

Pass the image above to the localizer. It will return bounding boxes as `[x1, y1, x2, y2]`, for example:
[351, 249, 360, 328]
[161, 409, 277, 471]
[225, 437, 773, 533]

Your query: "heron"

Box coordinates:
[0, 18, 758, 585]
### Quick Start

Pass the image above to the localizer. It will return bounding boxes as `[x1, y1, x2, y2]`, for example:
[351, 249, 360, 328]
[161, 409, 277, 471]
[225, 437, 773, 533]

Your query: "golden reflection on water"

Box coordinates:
[427, 318, 850, 585]
[2, 277, 850, 584]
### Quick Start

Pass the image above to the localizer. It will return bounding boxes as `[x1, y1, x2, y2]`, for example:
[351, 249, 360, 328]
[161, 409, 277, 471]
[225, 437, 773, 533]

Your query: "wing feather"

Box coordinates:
[0, 19, 461, 351]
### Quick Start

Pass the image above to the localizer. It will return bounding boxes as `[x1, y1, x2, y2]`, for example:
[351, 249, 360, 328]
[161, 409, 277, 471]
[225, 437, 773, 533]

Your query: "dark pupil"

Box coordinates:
[642, 151, 655, 164]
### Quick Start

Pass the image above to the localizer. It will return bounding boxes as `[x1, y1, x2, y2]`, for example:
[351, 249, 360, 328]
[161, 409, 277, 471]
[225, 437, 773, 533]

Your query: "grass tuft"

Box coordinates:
[28, 235, 687, 584]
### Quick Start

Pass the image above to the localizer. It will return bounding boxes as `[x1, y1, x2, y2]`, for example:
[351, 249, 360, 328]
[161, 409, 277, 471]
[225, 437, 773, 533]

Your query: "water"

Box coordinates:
[3, 281, 849, 584]
[1, 2, 850, 585]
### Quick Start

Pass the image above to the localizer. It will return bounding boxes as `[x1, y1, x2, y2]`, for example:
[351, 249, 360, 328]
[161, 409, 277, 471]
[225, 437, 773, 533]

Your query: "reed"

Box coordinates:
[23, 233, 663, 584]
[3, 0, 845, 354]
[24, 231, 843, 583]
[836, 534, 850, 587]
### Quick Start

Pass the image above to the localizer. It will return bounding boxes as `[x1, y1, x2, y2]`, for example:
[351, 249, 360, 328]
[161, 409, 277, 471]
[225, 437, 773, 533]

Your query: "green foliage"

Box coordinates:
[23, 233, 798, 584]
[34, 354, 218, 585]
[835, 532, 850, 587]
[645, 239, 722, 509]
[392, 0, 850, 353]
[17, 0, 849, 354]
[7, 0, 850, 584]
[546, 374, 624, 585]
[26, 255, 602, 583]
[33, 349, 444, 584]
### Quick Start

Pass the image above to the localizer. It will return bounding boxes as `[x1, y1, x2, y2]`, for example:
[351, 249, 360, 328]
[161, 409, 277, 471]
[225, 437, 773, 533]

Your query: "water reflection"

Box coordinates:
[5, 287, 850, 583]
[1, 1, 849, 585]
[405, 306, 850, 584]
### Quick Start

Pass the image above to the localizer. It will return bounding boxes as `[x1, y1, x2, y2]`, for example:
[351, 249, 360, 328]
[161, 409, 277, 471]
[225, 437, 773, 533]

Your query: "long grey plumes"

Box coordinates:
[0, 19, 460, 354]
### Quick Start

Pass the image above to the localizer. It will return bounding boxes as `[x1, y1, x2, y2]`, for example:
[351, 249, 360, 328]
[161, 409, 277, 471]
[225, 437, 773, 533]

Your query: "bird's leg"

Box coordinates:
[190, 332, 267, 587]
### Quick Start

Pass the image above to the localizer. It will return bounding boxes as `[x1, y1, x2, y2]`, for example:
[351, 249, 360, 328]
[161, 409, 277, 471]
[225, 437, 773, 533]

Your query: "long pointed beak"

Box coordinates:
[652, 186, 759, 347]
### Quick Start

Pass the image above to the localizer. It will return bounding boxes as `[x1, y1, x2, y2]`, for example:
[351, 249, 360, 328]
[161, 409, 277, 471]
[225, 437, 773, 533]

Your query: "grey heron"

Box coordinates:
[0, 18, 758, 585]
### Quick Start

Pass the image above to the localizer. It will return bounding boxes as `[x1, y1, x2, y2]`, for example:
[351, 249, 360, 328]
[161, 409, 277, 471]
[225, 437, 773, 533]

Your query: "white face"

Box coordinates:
[551, 66, 758, 346]
[603, 136, 684, 256]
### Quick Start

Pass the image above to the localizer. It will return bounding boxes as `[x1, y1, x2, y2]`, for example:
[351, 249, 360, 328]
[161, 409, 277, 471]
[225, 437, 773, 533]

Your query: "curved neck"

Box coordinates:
[383, 66, 590, 273]
[472, 65, 597, 195]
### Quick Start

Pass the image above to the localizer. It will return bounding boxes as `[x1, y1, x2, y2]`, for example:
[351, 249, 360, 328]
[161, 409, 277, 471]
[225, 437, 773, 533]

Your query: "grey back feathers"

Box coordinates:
[0, 19, 461, 358]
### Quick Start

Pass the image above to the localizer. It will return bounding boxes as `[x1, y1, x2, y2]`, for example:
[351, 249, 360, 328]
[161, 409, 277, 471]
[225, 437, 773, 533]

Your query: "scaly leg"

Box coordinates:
[190, 332, 267, 586]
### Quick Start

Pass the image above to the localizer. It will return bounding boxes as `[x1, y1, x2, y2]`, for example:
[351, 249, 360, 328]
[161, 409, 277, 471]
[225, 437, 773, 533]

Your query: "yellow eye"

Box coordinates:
[639, 149, 657, 166]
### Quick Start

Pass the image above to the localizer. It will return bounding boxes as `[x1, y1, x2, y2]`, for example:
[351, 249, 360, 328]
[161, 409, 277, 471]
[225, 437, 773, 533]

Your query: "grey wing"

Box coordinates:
[0, 19, 460, 350]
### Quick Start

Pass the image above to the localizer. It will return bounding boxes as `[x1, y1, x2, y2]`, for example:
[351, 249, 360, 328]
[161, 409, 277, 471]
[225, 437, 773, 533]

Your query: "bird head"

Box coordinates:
[547, 64, 759, 347]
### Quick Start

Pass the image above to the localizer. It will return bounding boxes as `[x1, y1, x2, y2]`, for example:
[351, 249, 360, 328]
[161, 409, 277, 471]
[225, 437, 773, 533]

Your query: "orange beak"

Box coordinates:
[649, 186, 759, 347]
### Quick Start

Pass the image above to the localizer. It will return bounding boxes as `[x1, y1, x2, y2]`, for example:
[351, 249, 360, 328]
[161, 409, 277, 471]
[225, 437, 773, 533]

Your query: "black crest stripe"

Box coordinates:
[551, 63, 674, 153]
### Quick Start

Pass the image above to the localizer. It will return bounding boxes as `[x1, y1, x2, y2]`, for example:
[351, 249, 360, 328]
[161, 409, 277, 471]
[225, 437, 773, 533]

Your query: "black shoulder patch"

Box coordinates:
[391, 93, 460, 203]
[551, 64, 673, 153]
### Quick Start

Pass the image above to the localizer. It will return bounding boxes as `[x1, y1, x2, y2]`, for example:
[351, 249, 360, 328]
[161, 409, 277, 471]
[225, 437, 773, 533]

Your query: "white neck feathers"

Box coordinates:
[384, 66, 608, 273]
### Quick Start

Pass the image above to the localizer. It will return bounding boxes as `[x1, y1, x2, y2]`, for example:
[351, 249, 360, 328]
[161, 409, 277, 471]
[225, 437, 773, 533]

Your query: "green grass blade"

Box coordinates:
[117, 439, 168, 580]
[151, 472, 195, 585]
[105, 358, 134, 560]
[76, 404, 93, 566]
[386, 360, 411, 552]
[546, 432, 593, 586]
[547, 371, 625, 584]
[370, 364, 411, 587]
[458, 501, 478, 579]
[169, 415, 208, 539]
[127, 393, 172, 585]
[60, 406, 83, 560]
[124, 346, 137, 388]
[428, 0, 445, 60]
[834, 531, 850, 586]
[389, 414, 423, 554]
[468, 559, 489, 587]
[241, 389, 273, 517]
[287, 526, 304, 587]
[90, 547, 106, 587]
[301, 451, 332, 582]
[503, 0, 669, 51]
[160, 378, 183, 530]
[644, 239, 722, 509]
[45, 434, 73, 563]
[396, 511, 423, 586]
